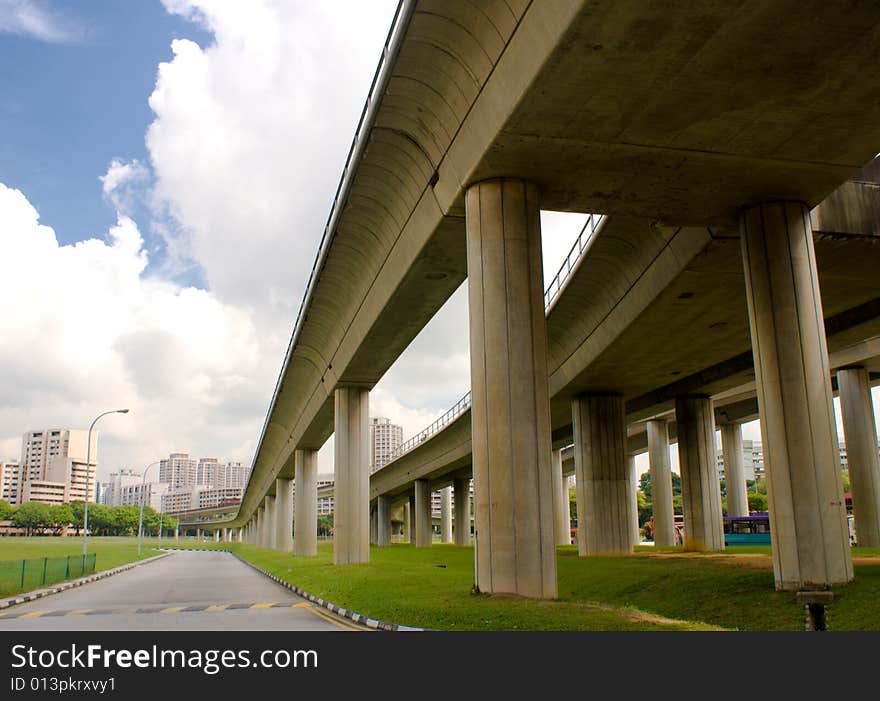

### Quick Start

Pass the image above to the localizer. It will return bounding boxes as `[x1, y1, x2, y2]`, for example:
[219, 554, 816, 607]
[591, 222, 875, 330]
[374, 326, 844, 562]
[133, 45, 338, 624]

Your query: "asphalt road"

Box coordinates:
[0, 550, 358, 631]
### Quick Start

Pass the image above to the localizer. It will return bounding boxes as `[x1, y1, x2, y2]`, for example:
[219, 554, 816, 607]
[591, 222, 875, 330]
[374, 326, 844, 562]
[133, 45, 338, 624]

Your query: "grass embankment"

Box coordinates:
[0, 536, 161, 597]
[185, 540, 880, 630]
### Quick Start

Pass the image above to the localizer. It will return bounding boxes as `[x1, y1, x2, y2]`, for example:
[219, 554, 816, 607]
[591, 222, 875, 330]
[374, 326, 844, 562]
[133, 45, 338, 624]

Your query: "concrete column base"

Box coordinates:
[721, 423, 749, 518]
[414, 479, 432, 547]
[647, 419, 675, 546]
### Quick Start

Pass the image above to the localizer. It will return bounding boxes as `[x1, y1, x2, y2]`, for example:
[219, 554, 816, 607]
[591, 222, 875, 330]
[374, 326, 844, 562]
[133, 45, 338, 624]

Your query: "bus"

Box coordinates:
[723, 513, 771, 545]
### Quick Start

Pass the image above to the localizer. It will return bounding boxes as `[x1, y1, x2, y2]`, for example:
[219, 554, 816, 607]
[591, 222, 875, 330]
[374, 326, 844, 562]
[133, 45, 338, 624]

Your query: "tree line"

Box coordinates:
[0, 500, 179, 537]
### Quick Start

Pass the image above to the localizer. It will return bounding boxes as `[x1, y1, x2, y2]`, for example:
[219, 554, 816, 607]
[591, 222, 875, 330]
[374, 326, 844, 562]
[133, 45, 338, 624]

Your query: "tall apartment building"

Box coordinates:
[116, 481, 170, 511]
[221, 462, 249, 489]
[197, 457, 220, 485]
[370, 417, 403, 473]
[19, 429, 98, 505]
[103, 469, 142, 506]
[159, 453, 197, 488]
[1, 462, 22, 506]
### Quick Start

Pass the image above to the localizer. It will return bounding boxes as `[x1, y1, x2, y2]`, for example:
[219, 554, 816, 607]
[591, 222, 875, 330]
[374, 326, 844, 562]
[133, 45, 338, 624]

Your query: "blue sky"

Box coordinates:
[0, 0, 210, 255]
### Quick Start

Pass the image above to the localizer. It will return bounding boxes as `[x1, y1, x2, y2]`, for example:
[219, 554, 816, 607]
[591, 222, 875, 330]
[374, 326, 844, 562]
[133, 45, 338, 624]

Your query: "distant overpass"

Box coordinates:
[216, 0, 880, 596]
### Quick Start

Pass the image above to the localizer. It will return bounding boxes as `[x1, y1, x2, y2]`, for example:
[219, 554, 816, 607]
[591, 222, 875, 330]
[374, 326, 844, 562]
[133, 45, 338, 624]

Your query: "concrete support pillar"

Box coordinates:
[675, 396, 724, 552]
[466, 178, 556, 598]
[334, 387, 370, 564]
[551, 449, 571, 546]
[275, 478, 294, 552]
[175, 525, 179, 543]
[256, 507, 263, 547]
[294, 449, 318, 556]
[572, 394, 634, 555]
[453, 478, 470, 546]
[741, 201, 852, 589]
[238, 528, 243, 543]
[440, 487, 453, 543]
[214, 530, 220, 543]
[647, 419, 675, 546]
[721, 423, 749, 517]
[196, 528, 202, 542]
[838, 366, 880, 547]
[376, 495, 392, 546]
[414, 480, 432, 547]
[370, 504, 378, 545]
[264, 495, 276, 550]
[403, 501, 411, 543]
[629, 455, 640, 545]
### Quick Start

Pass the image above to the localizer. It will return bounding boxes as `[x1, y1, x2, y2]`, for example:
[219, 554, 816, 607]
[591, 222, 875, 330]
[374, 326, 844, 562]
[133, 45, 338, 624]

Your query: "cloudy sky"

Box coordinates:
[2, 1, 876, 485]
[0, 0, 595, 480]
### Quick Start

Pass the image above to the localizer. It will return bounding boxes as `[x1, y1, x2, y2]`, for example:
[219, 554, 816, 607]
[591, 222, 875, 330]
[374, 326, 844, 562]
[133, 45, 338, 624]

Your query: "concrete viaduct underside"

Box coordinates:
[209, 1, 880, 597]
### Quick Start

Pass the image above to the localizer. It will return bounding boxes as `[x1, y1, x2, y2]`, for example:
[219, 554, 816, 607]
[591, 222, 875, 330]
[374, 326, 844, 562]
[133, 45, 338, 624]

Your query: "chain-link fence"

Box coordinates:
[0, 554, 97, 595]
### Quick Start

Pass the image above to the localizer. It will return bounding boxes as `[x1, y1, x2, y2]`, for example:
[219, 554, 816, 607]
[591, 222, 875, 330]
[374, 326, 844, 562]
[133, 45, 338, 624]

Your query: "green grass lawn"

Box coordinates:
[0, 536, 161, 597]
[181, 540, 880, 631]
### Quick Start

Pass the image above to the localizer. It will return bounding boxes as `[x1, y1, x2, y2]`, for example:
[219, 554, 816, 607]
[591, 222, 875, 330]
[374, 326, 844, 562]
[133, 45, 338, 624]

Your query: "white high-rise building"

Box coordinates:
[159, 453, 197, 488]
[19, 429, 97, 505]
[197, 457, 220, 485]
[1, 462, 22, 506]
[221, 462, 249, 489]
[370, 417, 403, 473]
[104, 469, 143, 506]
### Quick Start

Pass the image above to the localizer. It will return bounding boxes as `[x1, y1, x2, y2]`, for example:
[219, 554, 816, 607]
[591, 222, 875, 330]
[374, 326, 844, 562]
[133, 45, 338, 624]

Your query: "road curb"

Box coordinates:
[0, 553, 170, 612]
[160, 547, 425, 632]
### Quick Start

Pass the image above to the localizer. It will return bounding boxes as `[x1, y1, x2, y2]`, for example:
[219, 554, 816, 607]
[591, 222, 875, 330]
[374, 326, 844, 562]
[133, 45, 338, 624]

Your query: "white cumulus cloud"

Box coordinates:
[0, 181, 270, 475]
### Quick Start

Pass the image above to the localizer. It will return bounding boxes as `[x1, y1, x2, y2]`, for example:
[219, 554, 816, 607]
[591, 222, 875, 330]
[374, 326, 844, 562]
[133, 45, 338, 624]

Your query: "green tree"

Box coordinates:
[49, 504, 73, 535]
[317, 514, 334, 537]
[12, 502, 52, 535]
[638, 472, 651, 499]
[0, 498, 13, 520]
[636, 490, 652, 527]
[748, 492, 768, 512]
[69, 501, 86, 535]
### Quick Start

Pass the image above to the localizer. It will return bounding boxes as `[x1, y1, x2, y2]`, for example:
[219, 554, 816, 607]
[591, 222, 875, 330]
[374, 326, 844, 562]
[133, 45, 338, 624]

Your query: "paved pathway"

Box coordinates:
[0, 550, 358, 631]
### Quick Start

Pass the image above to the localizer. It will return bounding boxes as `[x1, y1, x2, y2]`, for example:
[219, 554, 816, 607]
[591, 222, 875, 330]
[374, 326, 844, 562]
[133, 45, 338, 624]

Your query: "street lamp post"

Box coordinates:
[137, 461, 161, 557]
[83, 409, 129, 560]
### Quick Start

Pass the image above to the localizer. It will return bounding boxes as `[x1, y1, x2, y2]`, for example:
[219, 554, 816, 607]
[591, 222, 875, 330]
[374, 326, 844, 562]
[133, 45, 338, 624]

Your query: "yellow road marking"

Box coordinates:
[205, 605, 229, 612]
[160, 606, 186, 614]
[66, 609, 92, 616]
[305, 605, 366, 632]
[250, 602, 277, 609]
[19, 611, 50, 619]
